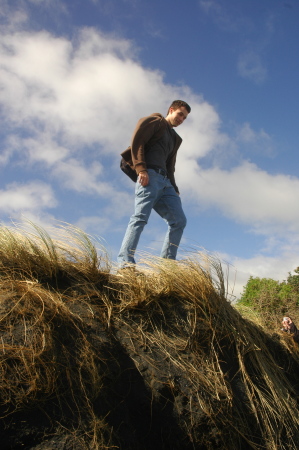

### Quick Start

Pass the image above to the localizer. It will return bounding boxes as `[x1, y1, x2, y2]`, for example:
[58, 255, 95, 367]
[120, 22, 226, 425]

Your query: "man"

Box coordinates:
[281, 316, 299, 343]
[118, 100, 191, 267]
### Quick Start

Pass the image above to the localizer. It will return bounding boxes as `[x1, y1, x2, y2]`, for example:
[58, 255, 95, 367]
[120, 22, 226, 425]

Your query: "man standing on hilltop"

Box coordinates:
[118, 100, 191, 268]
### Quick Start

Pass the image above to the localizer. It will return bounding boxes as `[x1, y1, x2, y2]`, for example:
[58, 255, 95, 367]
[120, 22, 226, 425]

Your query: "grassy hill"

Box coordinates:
[0, 223, 299, 450]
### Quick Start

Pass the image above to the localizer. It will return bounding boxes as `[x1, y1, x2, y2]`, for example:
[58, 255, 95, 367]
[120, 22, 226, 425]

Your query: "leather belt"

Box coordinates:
[147, 165, 168, 177]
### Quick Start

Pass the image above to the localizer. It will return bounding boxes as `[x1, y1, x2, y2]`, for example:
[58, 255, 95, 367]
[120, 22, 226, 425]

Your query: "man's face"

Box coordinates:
[166, 106, 189, 127]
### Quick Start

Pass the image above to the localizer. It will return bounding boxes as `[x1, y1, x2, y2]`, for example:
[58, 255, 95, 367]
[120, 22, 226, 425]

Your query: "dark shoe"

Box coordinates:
[117, 265, 146, 278]
[116, 265, 136, 275]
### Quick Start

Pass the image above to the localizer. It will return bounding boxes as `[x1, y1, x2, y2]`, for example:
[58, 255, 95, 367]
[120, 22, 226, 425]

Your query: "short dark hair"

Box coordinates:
[167, 100, 191, 115]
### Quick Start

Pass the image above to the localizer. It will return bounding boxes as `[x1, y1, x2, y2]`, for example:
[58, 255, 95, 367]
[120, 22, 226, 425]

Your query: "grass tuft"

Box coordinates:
[0, 222, 299, 449]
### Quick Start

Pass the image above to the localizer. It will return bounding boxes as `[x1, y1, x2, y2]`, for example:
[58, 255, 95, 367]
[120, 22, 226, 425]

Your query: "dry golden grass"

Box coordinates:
[111, 255, 299, 449]
[0, 222, 114, 449]
[0, 222, 299, 449]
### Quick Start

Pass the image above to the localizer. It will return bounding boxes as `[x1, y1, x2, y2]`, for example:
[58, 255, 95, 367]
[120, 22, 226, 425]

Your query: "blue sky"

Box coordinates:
[1, 0, 299, 298]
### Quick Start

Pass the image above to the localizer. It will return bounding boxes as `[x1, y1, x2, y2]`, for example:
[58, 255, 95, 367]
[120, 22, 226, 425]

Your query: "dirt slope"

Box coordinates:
[0, 227, 299, 449]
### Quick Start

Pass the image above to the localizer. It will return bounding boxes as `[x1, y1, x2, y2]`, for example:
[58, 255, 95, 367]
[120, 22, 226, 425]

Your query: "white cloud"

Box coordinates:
[0, 181, 57, 214]
[0, 15, 298, 294]
[3, 133, 70, 166]
[236, 122, 270, 146]
[0, 27, 166, 151]
[52, 158, 106, 194]
[237, 51, 267, 84]
[0, 1, 28, 29]
[178, 101, 228, 160]
[1, 23, 296, 239]
[0, 25, 194, 161]
[234, 122, 274, 158]
[51, 157, 134, 219]
[226, 247, 299, 299]
[179, 161, 299, 234]
[75, 215, 111, 236]
[199, 0, 247, 32]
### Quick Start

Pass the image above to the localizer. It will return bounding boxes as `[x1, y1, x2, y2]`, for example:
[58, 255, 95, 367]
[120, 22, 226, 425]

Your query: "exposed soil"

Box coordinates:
[1, 270, 299, 450]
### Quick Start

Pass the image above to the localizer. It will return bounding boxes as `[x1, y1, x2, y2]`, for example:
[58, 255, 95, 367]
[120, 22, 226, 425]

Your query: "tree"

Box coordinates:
[238, 276, 281, 309]
[236, 270, 299, 332]
[287, 267, 299, 293]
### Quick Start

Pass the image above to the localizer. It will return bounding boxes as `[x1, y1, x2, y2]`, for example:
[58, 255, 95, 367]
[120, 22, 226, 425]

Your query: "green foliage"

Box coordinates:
[237, 270, 299, 331]
[287, 267, 299, 293]
[278, 283, 296, 302]
[238, 276, 281, 308]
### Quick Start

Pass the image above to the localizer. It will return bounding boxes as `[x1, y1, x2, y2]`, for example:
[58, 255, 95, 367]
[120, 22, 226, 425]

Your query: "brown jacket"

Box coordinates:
[121, 113, 182, 193]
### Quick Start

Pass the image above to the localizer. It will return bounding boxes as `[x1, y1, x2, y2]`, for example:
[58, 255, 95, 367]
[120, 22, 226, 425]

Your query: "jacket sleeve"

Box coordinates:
[131, 115, 162, 174]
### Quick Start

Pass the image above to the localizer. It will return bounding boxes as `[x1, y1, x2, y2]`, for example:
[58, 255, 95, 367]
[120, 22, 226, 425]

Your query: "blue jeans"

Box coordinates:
[118, 169, 187, 266]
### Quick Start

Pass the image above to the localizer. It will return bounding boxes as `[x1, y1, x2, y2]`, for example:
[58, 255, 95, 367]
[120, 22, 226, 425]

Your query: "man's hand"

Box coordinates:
[138, 171, 149, 186]
[282, 317, 292, 330]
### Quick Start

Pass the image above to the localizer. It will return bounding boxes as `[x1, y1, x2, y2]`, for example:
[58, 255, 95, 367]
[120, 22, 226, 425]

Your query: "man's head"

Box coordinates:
[282, 316, 292, 329]
[165, 100, 191, 128]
